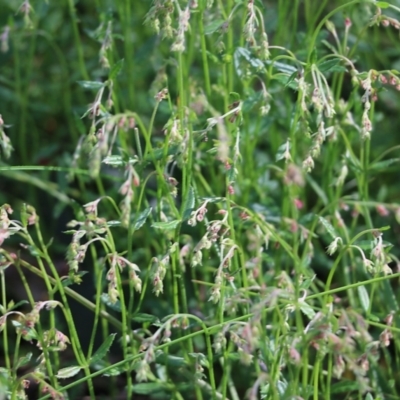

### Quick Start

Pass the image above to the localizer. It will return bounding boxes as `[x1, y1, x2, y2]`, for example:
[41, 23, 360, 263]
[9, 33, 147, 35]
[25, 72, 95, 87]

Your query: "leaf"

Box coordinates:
[234, 47, 265, 77]
[102, 365, 127, 376]
[61, 271, 88, 287]
[330, 380, 361, 394]
[242, 90, 264, 112]
[101, 293, 122, 312]
[132, 382, 168, 395]
[317, 59, 346, 73]
[318, 216, 338, 239]
[102, 155, 125, 166]
[357, 285, 370, 313]
[7, 300, 29, 311]
[90, 333, 117, 365]
[299, 301, 316, 319]
[131, 313, 159, 323]
[375, 1, 390, 8]
[152, 220, 180, 230]
[272, 73, 299, 89]
[15, 353, 32, 369]
[369, 158, 400, 171]
[155, 353, 186, 367]
[132, 207, 152, 231]
[56, 366, 82, 379]
[182, 186, 195, 221]
[284, 70, 298, 88]
[204, 19, 225, 35]
[265, 60, 297, 74]
[275, 141, 290, 161]
[109, 59, 124, 80]
[77, 81, 104, 90]
[307, 175, 328, 205]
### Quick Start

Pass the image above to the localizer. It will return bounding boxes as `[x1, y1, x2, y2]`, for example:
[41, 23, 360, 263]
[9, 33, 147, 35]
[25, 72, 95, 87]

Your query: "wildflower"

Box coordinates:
[327, 237, 342, 256]
[302, 155, 314, 172]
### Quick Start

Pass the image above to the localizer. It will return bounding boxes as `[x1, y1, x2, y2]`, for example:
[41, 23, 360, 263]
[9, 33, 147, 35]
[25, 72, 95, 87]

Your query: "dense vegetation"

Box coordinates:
[1, 0, 400, 399]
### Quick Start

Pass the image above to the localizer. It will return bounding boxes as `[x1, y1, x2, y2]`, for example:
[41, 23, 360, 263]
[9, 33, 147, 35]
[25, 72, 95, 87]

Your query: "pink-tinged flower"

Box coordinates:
[293, 198, 303, 210]
[376, 204, 389, 217]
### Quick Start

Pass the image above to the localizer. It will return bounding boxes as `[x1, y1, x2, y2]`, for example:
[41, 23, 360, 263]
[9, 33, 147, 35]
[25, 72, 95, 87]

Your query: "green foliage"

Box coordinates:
[1, 0, 400, 399]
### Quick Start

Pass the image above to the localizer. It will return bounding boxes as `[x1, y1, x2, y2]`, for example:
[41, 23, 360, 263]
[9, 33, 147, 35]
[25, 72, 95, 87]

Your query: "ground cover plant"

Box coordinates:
[1, 0, 400, 399]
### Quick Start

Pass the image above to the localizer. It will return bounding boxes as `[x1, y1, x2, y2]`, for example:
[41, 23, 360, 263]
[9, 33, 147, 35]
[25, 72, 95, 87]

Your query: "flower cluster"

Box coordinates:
[107, 253, 142, 303]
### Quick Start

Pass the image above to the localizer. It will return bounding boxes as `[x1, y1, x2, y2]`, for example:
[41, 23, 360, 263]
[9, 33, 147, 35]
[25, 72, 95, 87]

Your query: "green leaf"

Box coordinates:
[265, 60, 297, 74]
[56, 366, 82, 379]
[284, 70, 298, 88]
[365, 393, 374, 400]
[369, 158, 400, 171]
[109, 59, 124, 80]
[152, 220, 181, 230]
[182, 186, 195, 221]
[275, 141, 290, 161]
[77, 81, 104, 90]
[7, 300, 29, 311]
[15, 353, 32, 369]
[102, 155, 125, 166]
[317, 59, 346, 73]
[299, 301, 316, 319]
[204, 19, 225, 35]
[318, 216, 337, 239]
[132, 207, 152, 231]
[272, 73, 299, 89]
[357, 285, 370, 313]
[307, 175, 328, 205]
[242, 90, 264, 112]
[90, 333, 117, 365]
[131, 313, 159, 323]
[61, 271, 88, 287]
[101, 293, 122, 312]
[132, 382, 168, 395]
[330, 380, 360, 393]
[375, 1, 390, 8]
[155, 353, 186, 367]
[102, 365, 127, 376]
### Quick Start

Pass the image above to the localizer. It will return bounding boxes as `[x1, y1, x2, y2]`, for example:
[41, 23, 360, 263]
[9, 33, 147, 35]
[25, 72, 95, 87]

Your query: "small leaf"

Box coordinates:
[307, 175, 328, 205]
[56, 366, 82, 379]
[102, 155, 125, 166]
[330, 380, 360, 394]
[15, 353, 32, 369]
[131, 313, 159, 323]
[109, 59, 124, 80]
[156, 353, 186, 367]
[77, 81, 104, 90]
[102, 365, 127, 376]
[299, 301, 316, 319]
[275, 141, 290, 161]
[357, 285, 370, 313]
[132, 207, 152, 231]
[132, 382, 168, 395]
[152, 220, 180, 230]
[7, 300, 29, 311]
[61, 271, 88, 287]
[284, 70, 298, 88]
[101, 293, 122, 312]
[317, 59, 346, 73]
[90, 333, 117, 365]
[369, 158, 400, 171]
[265, 60, 297, 74]
[182, 186, 195, 221]
[375, 1, 390, 8]
[204, 19, 225, 35]
[318, 216, 338, 239]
